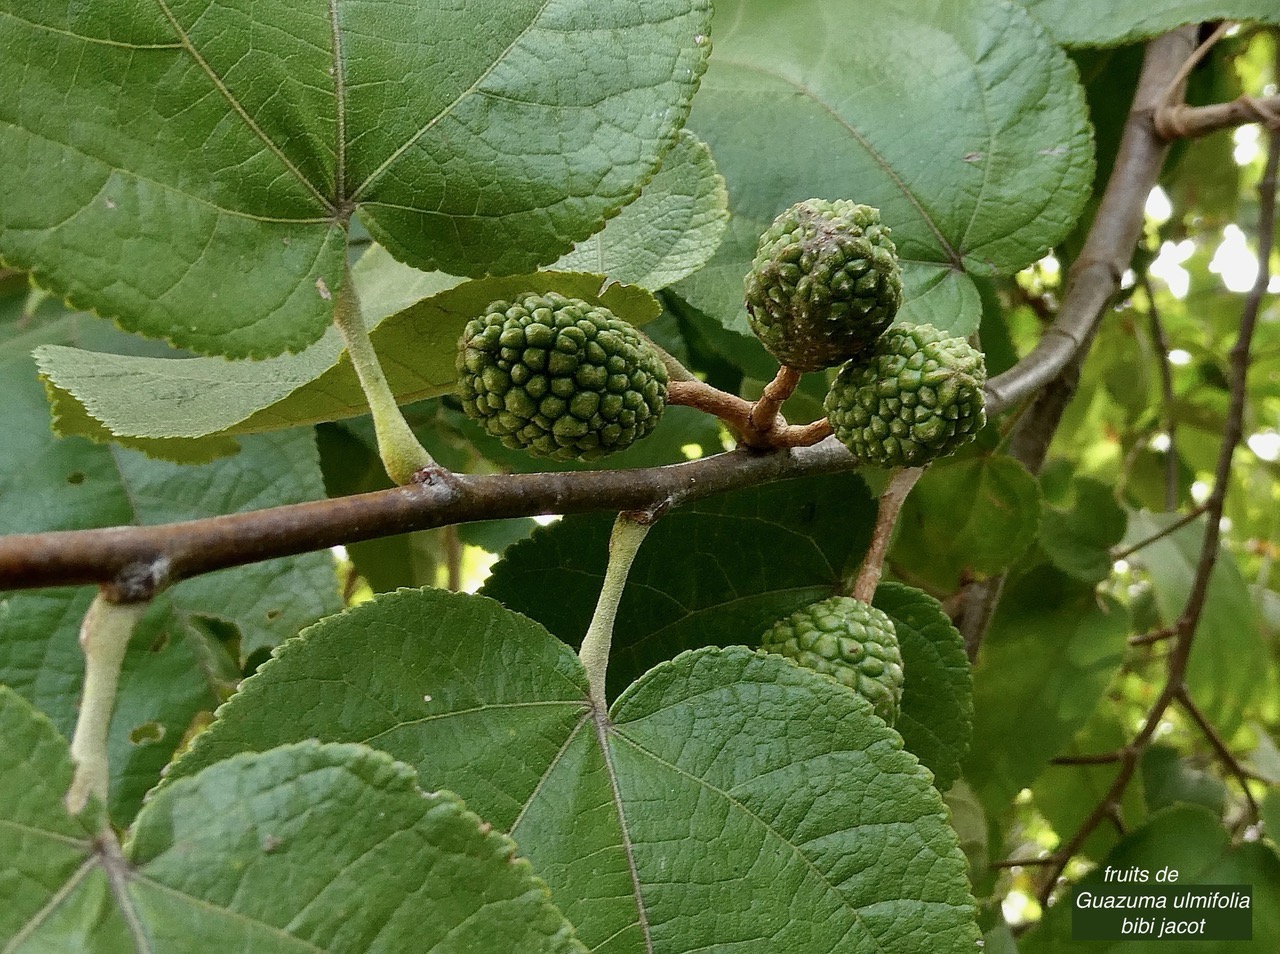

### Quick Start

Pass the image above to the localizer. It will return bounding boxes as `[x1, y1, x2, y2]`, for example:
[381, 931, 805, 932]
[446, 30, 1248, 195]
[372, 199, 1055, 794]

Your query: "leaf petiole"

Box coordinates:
[332, 264, 434, 484]
[578, 513, 653, 711]
[65, 593, 149, 816]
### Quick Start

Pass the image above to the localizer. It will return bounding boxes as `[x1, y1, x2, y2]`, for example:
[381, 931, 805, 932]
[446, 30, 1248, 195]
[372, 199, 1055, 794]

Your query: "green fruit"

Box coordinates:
[456, 292, 668, 460]
[825, 323, 986, 467]
[744, 199, 903, 371]
[760, 596, 904, 725]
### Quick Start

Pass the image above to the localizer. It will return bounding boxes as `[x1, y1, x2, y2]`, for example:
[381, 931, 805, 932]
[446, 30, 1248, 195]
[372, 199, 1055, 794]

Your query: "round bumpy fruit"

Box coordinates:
[825, 323, 986, 467]
[744, 199, 903, 371]
[760, 596, 904, 725]
[456, 292, 668, 461]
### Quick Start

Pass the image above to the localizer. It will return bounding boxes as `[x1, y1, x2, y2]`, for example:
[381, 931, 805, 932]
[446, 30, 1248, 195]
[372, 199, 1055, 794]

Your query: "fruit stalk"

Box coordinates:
[578, 512, 652, 710]
[332, 266, 434, 484]
[65, 592, 149, 815]
[849, 467, 923, 602]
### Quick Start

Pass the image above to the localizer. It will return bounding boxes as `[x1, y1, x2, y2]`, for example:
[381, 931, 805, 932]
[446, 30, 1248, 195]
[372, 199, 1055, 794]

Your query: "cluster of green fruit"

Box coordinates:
[454, 199, 982, 723]
[455, 198, 986, 467]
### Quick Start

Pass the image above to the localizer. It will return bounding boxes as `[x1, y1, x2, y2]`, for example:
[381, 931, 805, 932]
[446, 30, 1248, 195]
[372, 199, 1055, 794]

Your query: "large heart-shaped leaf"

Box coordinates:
[35, 269, 658, 460]
[170, 588, 981, 953]
[674, 0, 1093, 338]
[0, 687, 583, 953]
[0, 1, 710, 357]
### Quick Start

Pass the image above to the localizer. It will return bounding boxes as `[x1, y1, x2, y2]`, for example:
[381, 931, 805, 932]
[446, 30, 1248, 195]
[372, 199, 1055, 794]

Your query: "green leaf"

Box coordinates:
[872, 583, 973, 791]
[1016, 0, 1280, 47]
[1021, 805, 1280, 953]
[964, 565, 1129, 820]
[1263, 789, 1280, 851]
[481, 473, 877, 698]
[893, 455, 1043, 593]
[0, 339, 340, 822]
[555, 130, 729, 291]
[1141, 743, 1229, 816]
[675, 0, 1093, 337]
[0, 688, 583, 953]
[168, 588, 981, 952]
[1124, 511, 1266, 738]
[36, 270, 659, 460]
[0, 686, 106, 945]
[0, 1, 710, 358]
[1038, 477, 1128, 584]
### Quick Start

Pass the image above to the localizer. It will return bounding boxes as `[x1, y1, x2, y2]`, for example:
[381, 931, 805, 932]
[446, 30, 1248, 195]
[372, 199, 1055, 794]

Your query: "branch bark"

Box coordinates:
[0, 440, 858, 597]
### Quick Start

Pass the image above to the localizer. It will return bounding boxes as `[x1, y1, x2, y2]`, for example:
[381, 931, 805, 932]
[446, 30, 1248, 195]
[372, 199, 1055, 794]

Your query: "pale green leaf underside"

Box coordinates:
[1017, 0, 1280, 47]
[555, 130, 729, 291]
[0, 0, 710, 358]
[0, 689, 583, 953]
[170, 588, 981, 953]
[35, 268, 658, 460]
[676, 0, 1093, 337]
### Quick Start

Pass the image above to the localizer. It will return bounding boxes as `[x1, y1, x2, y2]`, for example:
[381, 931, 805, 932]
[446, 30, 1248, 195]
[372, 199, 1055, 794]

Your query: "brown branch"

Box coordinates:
[849, 467, 924, 602]
[961, 28, 1200, 661]
[1128, 625, 1177, 647]
[0, 440, 860, 599]
[1112, 503, 1209, 561]
[1036, 74, 1279, 909]
[1140, 275, 1179, 510]
[667, 374, 830, 450]
[1175, 688, 1261, 818]
[1156, 93, 1280, 141]
[1051, 750, 1128, 766]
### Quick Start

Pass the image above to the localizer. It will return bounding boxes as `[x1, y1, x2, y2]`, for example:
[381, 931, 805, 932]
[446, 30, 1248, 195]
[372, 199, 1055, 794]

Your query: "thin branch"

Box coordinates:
[1129, 625, 1177, 647]
[1175, 687, 1261, 818]
[0, 439, 859, 597]
[747, 365, 802, 435]
[667, 376, 830, 449]
[1050, 750, 1127, 766]
[1156, 93, 1280, 141]
[1140, 274, 1179, 510]
[1036, 77, 1280, 909]
[1112, 503, 1209, 561]
[849, 467, 924, 601]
